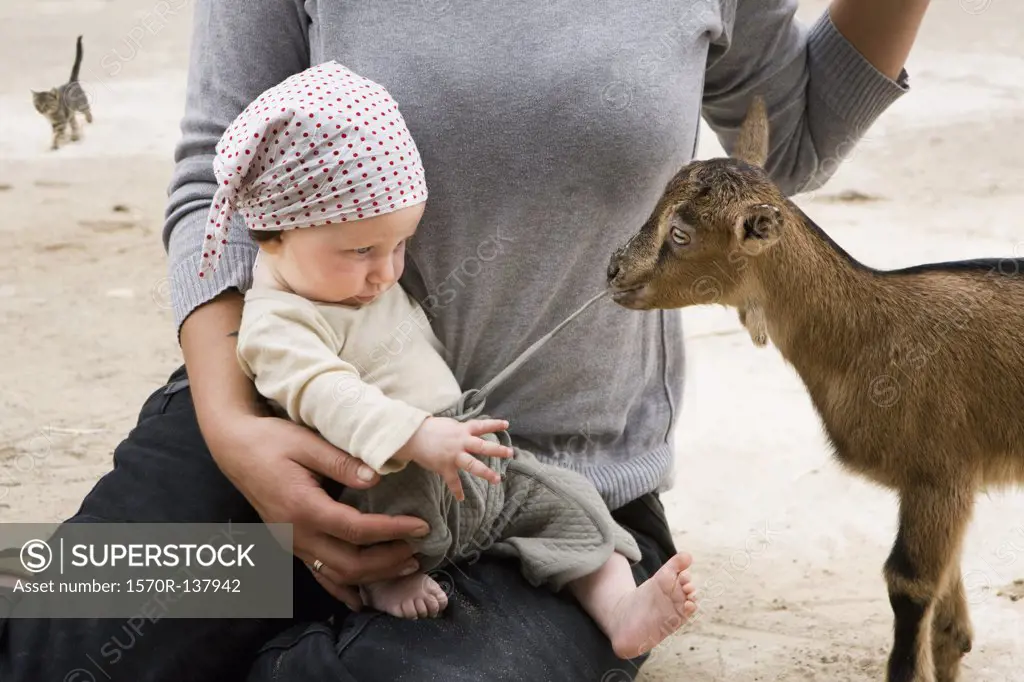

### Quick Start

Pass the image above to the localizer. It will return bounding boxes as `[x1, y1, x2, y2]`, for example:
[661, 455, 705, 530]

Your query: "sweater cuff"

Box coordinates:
[167, 211, 258, 338]
[807, 10, 910, 131]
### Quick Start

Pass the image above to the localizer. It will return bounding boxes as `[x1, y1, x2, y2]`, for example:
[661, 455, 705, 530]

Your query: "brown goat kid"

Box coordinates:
[606, 96, 1024, 682]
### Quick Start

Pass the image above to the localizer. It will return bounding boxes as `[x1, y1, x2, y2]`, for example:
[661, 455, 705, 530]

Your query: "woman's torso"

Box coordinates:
[301, 1, 725, 505]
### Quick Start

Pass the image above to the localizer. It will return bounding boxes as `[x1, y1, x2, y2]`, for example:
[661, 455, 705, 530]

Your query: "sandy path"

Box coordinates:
[1, 1, 1021, 680]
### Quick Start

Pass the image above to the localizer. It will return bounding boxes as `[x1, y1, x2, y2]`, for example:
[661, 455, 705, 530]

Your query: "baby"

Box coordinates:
[201, 61, 697, 659]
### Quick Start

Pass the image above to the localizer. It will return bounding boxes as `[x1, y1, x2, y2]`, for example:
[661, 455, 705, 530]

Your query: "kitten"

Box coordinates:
[32, 35, 93, 151]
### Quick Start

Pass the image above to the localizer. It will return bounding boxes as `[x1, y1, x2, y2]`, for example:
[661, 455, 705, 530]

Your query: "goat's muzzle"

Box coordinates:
[606, 252, 649, 307]
[606, 249, 635, 292]
[607, 252, 622, 282]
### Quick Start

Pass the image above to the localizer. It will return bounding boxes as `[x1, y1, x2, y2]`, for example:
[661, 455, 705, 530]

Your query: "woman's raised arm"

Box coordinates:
[700, 0, 922, 196]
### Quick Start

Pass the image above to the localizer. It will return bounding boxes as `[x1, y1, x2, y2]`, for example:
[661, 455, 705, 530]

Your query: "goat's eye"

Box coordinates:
[670, 225, 690, 246]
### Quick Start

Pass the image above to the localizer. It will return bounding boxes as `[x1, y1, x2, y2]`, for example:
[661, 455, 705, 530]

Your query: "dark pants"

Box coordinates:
[0, 365, 676, 682]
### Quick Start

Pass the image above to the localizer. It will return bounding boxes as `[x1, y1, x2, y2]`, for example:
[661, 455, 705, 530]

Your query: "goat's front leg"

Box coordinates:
[883, 483, 973, 682]
[931, 563, 973, 682]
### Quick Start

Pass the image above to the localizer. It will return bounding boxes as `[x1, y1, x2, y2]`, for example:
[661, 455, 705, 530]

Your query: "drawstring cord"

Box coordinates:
[446, 289, 610, 421]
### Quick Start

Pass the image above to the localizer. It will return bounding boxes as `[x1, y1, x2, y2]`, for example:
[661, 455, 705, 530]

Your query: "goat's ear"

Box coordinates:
[735, 203, 782, 247]
[733, 96, 769, 168]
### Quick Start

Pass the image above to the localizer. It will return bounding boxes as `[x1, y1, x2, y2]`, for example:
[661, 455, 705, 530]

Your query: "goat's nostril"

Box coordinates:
[607, 259, 621, 281]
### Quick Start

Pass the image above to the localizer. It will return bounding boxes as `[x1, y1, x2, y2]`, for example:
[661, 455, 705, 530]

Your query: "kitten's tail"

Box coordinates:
[69, 35, 83, 83]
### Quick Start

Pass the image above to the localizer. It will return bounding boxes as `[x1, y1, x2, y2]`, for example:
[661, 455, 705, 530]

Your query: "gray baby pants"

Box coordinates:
[339, 400, 642, 592]
[339, 290, 641, 591]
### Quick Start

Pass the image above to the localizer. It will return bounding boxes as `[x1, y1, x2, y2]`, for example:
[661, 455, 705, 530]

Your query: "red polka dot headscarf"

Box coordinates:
[199, 61, 429, 278]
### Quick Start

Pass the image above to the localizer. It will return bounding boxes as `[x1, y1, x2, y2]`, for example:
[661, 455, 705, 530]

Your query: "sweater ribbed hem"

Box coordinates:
[168, 212, 258, 337]
[540, 442, 675, 511]
[807, 10, 910, 131]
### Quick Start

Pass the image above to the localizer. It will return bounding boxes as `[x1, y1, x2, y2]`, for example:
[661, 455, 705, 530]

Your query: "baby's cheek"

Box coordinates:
[293, 261, 338, 300]
[326, 265, 365, 296]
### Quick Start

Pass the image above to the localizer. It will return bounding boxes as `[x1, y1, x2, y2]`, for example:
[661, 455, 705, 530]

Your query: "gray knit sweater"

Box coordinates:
[163, 0, 908, 510]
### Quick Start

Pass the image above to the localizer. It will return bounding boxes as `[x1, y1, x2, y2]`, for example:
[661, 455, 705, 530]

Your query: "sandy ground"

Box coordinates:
[2, 1, 1023, 680]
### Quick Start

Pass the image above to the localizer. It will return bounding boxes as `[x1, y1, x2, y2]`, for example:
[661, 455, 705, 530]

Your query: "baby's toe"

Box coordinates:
[403, 600, 421, 620]
[668, 552, 693, 573]
[428, 591, 448, 616]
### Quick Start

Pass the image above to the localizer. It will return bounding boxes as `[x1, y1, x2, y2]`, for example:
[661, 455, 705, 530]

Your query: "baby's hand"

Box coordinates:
[395, 417, 514, 501]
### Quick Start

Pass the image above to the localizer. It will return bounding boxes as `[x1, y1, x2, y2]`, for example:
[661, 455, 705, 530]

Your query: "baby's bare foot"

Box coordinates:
[363, 572, 449, 619]
[608, 553, 698, 659]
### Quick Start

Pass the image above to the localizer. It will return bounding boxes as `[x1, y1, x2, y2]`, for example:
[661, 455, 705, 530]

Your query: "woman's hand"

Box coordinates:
[207, 413, 431, 611]
[180, 290, 430, 610]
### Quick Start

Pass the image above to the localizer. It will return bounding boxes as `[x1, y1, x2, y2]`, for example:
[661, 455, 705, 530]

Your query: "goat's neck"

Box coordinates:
[750, 211, 877, 374]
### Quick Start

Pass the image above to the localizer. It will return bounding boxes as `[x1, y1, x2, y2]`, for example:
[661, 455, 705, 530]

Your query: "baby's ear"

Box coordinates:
[255, 231, 284, 254]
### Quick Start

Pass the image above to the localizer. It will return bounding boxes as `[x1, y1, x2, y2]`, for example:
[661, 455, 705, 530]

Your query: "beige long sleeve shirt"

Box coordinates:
[236, 285, 465, 474]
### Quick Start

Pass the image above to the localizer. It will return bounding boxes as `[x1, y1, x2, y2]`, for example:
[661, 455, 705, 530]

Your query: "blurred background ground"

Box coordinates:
[0, 0, 1022, 680]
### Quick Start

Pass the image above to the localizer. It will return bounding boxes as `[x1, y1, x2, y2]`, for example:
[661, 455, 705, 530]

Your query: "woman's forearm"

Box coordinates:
[828, 0, 930, 81]
[180, 290, 266, 437]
